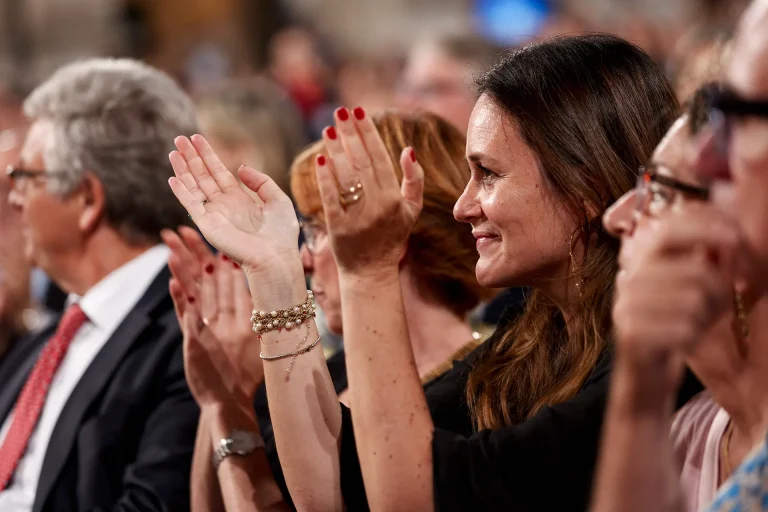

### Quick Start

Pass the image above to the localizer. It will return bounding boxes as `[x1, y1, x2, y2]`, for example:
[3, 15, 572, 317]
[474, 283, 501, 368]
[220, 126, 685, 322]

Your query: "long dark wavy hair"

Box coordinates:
[466, 34, 679, 430]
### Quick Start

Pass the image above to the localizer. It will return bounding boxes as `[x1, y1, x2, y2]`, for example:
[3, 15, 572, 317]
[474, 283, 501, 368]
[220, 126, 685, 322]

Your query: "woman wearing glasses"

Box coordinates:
[592, 83, 768, 512]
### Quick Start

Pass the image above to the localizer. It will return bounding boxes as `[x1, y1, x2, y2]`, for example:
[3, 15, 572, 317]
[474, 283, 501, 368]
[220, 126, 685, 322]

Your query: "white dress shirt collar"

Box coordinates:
[68, 245, 170, 331]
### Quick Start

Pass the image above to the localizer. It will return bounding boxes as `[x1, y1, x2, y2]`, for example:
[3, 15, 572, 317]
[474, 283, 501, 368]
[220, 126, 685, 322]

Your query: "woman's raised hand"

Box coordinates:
[168, 135, 301, 290]
[164, 227, 265, 402]
[314, 107, 424, 276]
[612, 204, 740, 379]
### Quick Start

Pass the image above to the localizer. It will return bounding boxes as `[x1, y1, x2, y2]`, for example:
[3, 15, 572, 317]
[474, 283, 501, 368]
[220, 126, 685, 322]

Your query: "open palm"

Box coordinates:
[168, 135, 299, 276]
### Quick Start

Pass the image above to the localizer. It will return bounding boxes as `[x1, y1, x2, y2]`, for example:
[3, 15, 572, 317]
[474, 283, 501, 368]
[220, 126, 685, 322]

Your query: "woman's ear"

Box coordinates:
[77, 173, 106, 235]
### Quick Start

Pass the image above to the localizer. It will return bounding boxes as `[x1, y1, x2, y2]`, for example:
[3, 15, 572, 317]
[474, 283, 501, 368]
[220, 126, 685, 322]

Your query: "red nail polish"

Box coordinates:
[353, 107, 365, 120]
[337, 107, 349, 121]
[205, 264, 214, 274]
[233, 262, 240, 269]
[317, 154, 326, 166]
[410, 148, 416, 162]
[221, 254, 229, 261]
[188, 296, 195, 304]
[326, 126, 337, 140]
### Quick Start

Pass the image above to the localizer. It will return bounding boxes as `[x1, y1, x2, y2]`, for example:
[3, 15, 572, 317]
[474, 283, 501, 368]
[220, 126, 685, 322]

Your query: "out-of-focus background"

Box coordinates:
[0, 0, 749, 356]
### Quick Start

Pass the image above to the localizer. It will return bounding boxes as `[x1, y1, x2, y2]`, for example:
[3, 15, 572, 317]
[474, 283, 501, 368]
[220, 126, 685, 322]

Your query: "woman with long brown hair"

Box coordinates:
[166, 110, 493, 511]
[166, 34, 688, 511]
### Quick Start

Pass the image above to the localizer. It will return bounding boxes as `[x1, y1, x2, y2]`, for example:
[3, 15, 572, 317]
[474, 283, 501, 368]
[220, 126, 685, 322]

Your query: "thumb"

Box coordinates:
[399, 147, 424, 216]
[238, 166, 288, 205]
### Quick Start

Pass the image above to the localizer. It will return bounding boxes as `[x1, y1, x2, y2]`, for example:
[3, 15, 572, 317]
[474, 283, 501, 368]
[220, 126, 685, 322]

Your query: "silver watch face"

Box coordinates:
[229, 429, 259, 454]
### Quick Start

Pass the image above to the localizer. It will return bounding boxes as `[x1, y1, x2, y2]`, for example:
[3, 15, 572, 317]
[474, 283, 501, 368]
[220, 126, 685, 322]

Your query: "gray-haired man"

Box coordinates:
[0, 59, 199, 512]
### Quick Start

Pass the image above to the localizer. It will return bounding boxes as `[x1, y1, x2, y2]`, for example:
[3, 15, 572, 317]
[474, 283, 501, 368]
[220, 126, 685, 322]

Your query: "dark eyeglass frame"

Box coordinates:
[707, 87, 768, 156]
[635, 164, 709, 213]
[6, 165, 64, 191]
[709, 88, 768, 119]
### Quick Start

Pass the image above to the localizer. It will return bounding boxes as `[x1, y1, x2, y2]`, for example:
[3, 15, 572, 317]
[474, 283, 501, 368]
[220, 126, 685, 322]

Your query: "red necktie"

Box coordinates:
[0, 304, 88, 490]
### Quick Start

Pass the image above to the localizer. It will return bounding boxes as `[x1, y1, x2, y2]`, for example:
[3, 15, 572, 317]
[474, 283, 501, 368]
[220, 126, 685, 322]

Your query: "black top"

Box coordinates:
[336, 340, 702, 511]
[258, 326, 702, 511]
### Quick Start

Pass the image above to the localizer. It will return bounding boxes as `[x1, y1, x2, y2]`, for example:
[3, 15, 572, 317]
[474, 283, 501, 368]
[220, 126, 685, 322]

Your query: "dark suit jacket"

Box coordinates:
[0, 267, 199, 512]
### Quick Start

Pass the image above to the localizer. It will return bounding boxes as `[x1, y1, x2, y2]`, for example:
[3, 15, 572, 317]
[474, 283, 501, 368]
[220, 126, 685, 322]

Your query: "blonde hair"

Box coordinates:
[197, 77, 306, 194]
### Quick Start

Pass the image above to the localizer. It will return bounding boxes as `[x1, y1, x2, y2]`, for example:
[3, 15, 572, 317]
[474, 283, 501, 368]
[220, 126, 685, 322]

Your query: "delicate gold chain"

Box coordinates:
[258, 322, 321, 373]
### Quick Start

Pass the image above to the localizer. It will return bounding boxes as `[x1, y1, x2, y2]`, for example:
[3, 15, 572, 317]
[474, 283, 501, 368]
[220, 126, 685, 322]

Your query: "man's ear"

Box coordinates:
[77, 173, 106, 235]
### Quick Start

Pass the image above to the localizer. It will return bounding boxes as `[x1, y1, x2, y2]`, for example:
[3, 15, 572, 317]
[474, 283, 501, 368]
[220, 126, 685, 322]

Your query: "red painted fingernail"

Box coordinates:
[317, 154, 326, 166]
[337, 107, 349, 121]
[233, 262, 240, 269]
[354, 107, 365, 120]
[188, 296, 195, 303]
[326, 126, 337, 140]
[410, 148, 416, 162]
[205, 264, 214, 274]
[221, 254, 229, 261]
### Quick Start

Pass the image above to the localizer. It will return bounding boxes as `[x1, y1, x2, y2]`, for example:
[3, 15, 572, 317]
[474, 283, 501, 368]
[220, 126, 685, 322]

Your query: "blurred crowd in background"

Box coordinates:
[0, 0, 750, 357]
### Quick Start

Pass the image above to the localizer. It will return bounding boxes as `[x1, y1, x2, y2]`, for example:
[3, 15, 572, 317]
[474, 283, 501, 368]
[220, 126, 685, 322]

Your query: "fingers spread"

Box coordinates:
[335, 107, 375, 182]
[169, 150, 207, 204]
[322, 123, 360, 193]
[174, 136, 223, 199]
[190, 134, 242, 192]
[168, 176, 205, 220]
[354, 107, 399, 191]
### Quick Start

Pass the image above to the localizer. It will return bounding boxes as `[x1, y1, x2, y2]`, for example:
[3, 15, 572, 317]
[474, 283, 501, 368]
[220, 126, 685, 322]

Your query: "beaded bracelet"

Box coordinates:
[250, 290, 316, 339]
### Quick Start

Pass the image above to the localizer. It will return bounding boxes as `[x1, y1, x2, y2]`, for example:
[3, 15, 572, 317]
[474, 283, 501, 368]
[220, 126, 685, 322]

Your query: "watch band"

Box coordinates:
[213, 429, 264, 470]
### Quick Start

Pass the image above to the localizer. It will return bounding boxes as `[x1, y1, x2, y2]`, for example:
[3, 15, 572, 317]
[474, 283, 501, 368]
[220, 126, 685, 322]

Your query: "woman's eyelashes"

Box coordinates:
[473, 162, 499, 184]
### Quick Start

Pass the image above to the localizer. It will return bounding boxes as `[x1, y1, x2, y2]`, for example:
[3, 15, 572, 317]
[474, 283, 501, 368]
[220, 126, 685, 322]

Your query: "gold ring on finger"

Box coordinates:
[339, 183, 364, 207]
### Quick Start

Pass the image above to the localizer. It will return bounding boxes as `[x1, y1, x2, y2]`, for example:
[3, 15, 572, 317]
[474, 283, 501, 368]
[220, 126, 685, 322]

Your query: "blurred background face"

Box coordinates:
[9, 120, 82, 274]
[299, 219, 343, 334]
[454, 95, 577, 289]
[692, 2, 768, 295]
[396, 43, 476, 133]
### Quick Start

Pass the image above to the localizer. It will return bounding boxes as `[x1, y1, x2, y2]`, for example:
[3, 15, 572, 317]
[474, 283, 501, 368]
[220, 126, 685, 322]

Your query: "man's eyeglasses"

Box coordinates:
[298, 217, 326, 254]
[707, 87, 768, 156]
[635, 164, 709, 216]
[6, 165, 63, 193]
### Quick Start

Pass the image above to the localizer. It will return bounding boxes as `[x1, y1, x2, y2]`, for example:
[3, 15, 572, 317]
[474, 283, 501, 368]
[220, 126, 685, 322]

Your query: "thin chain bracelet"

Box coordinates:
[259, 322, 321, 372]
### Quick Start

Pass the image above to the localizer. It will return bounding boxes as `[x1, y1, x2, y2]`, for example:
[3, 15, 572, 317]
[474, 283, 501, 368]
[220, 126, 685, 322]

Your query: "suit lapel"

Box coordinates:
[32, 268, 172, 512]
[0, 327, 54, 423]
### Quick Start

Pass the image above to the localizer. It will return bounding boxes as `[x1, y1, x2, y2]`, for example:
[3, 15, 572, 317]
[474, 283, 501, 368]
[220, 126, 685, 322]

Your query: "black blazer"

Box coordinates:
[0, 267, 199, 512]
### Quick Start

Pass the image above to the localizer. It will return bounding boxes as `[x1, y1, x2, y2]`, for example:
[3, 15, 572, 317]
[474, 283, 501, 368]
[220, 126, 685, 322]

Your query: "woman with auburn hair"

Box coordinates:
[166, 34, 697, 511]
[291, 110, 494, 371]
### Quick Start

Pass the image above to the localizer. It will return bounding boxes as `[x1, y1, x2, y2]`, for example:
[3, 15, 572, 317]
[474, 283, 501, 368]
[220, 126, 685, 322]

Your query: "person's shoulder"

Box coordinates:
[671, 391, 720, 452]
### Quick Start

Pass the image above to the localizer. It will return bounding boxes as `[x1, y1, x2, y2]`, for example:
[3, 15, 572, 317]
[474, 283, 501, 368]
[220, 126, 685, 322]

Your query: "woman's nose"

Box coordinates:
[603, 191, 638, 238]
[454, 182, 481, 223]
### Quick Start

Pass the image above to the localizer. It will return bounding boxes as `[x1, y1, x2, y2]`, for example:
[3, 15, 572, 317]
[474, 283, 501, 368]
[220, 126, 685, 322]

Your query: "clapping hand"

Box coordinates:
[168, 135, 304, 305]
[314, 107, 425, 276]
[164, 227, 264, 405]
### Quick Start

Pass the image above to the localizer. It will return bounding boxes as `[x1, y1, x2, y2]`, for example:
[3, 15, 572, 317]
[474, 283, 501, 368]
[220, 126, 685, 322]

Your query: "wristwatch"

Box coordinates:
[213, 429, 264, 469]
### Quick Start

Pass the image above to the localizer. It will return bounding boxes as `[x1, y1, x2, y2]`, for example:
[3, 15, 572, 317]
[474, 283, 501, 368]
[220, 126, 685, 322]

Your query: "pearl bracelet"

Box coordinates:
[250, 290, 316, 339]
